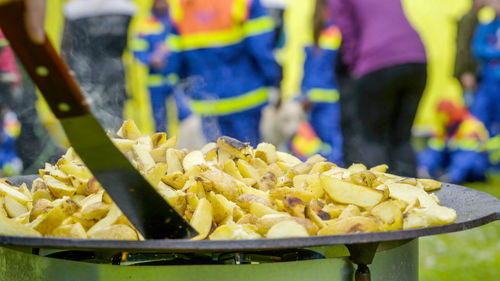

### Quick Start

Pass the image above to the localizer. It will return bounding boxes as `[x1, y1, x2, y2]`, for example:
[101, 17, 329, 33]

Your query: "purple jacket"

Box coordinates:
[330, 0, 426, 77]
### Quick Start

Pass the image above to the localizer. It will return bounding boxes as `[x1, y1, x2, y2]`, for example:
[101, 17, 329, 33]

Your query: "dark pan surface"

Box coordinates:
[0, 176, 498, 252]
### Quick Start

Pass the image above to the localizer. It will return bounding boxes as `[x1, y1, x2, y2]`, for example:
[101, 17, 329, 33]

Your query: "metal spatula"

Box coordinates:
[0, 1, 197, 239]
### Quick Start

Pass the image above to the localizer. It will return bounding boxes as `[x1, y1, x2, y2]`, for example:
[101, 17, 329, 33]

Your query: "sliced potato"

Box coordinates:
[190, 198, 213, 240]
[88, 224, 138, 240]
[249, 202, 282, 217]
[0, 181, 31, 204]
[0, 214, 41, 237]
[116, 119, 142, 140]
[255, 143, 277, 164]
[51, 223, 87, 238]
[217, 136, 252, 160]
[266, 220, 309, 238]
[201, 169, 240, 201]
[417, 179, 442, 192]
[166, 148, 184, 174]
[43, 175, 76, 198]
[4, 196, 29, 218]
[222, 160, 244, 181]
[183, 151, 206, 171]
[276, 151, 302, 165]
[387, 183, 437, 208]
[403, 205, 457, 229]
[370, 200, 403, 231]
[321, 176, 385, 208]
[237, 159, 260, 181]
[209, 224, 261, 240]
[318, 216, 379, 235]
[145, 163, 168, 187]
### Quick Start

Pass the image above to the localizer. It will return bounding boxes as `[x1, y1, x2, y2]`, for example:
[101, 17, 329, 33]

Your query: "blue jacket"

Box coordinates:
[131, 13, 174, 89]
[301, 23, 341, 103]
[473, 18, 500, 81]
[165, 0, 281, 116]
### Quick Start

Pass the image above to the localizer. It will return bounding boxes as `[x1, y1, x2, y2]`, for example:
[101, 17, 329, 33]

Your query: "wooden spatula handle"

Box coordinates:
[0, 1, 89, 118]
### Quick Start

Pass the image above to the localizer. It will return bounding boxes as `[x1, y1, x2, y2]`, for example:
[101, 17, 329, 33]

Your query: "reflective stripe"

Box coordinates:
[191, 87, 269, 116]
[167, 28, 245, 51]
[486, 135, 500, 163]
[243, 16, 274, 37]
[428, 138, 445, 151]
[130, 37, 149, 51]
[448, 139, 482, 151]
[166, 73, 180, 85]
[307, 89, 340, 103]
[148, 74, 164, 87]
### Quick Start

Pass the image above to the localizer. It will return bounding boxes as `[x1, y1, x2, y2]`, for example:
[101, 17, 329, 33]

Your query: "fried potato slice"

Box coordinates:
[207, 192, 235, 224]
[166, 148, 184, 174]
[417, 179, 442, 192]
[387, 183, 437, 208]
[43, 175, 76, 198]
[51, 223, 87, 239]
[0, 181, 31, 204]
[266, 220, 309, 238]
[190, 198, 213, 240]
[88, 224, 138, 240]
[0, 214, 41, 237]
[209, 223, 261, 240]
[145, 163, 168, 187]
[217, 136, 252, 160]
[321, 176, 385, 208]
[117, 120, 142, 140]
[249, 202, 283, 217]
[201, 169, 240, 201]
[276, 151, 302, 165]
[29, 197, 80, 235]
[318, 216, 379, 235]
[222, 160, 245, 181]
[370, 200, 403, 231]
[4, 196, 28, 218]
[403, 205, 457, 229]
[87, 205, 122, 237]
[237, 159, 260, 181]
[183, 151, 206, 172]
[255, 143, 277, 164]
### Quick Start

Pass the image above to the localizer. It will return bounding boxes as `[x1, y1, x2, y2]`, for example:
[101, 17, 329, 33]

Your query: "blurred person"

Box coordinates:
[61, 0, 136, 131]
[455, 0, 487, 107]
[471, 0, 500, 168]
[418, 100, 489, 184]
[131, 0, 174, 132]
[298, 0, 342, 165]
[331, 0, 427, 177]
[0, 30, 23, 176]
[164, 0, 282, 147]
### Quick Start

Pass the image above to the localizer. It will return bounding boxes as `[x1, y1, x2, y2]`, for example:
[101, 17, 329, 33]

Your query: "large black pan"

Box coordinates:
[0, 176, 498, 253]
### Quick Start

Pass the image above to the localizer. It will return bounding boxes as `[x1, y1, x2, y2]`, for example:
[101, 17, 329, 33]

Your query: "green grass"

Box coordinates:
[419, 175, 500, 281]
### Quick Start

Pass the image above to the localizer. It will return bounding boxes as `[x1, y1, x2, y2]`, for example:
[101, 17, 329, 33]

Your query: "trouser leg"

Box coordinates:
[310, 103, 343, 165]
[149, 87, 168, 132]
[389, 64, 427, 177]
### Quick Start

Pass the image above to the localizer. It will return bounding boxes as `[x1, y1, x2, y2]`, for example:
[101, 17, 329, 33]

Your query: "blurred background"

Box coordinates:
[0, 0, 498, 279]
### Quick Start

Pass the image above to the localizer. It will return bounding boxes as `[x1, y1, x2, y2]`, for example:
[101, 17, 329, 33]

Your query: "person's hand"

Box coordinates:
[460, 72, 477, 92]
[150, 43, 169, 69]
[301, 98, 314, 112]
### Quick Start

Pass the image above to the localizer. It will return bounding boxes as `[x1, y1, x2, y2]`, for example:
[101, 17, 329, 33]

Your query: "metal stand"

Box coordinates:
[347, 242, 378, 281]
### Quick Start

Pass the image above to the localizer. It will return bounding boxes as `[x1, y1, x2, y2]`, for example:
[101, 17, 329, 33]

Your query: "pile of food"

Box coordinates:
[0, 120, 457, 240]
